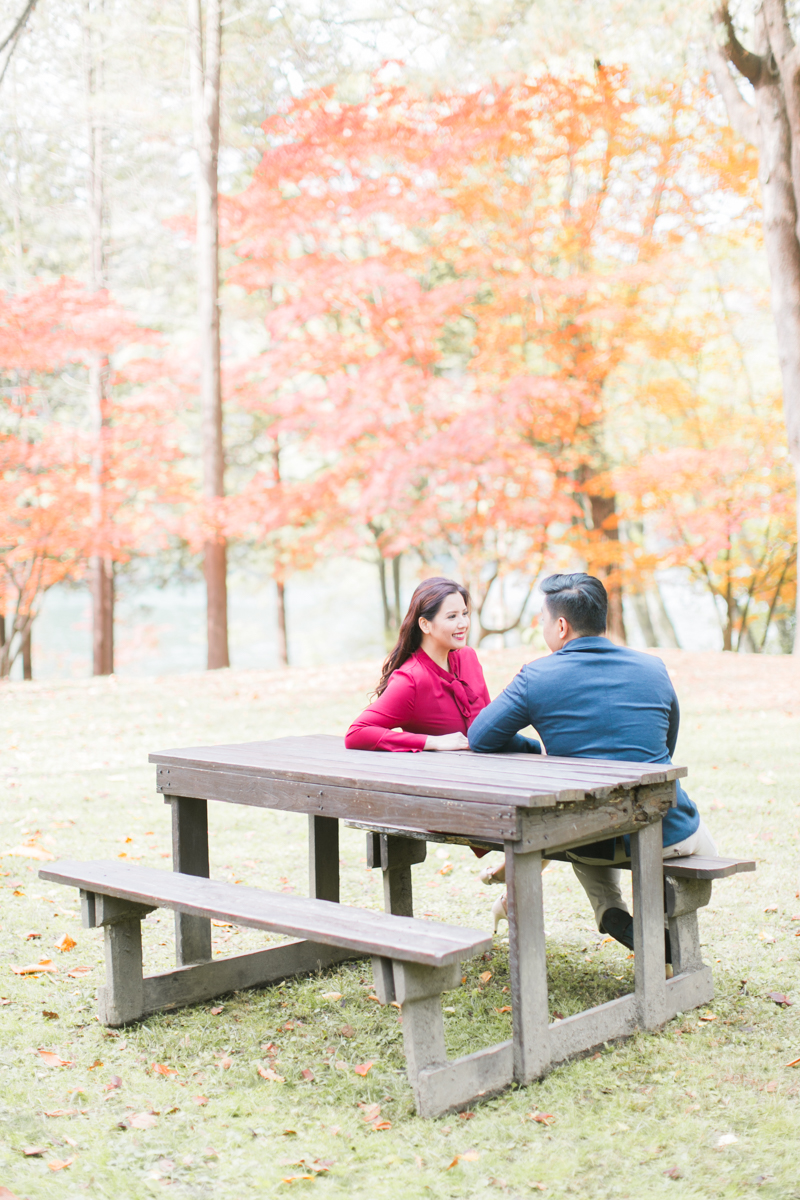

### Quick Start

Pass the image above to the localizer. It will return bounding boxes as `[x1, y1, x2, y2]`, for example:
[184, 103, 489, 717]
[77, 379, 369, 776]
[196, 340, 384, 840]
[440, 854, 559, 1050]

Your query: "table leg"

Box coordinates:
[366, 832, 427, 917]
[166, 796, 212, 966]
[308, 815, 340, 903]
[506, 843, 550, 1084]
[631, 820, 668, 1029]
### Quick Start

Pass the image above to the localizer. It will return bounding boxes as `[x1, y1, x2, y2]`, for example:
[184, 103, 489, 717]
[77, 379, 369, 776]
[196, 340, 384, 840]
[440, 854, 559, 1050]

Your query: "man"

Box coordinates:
[468, 572, 716, 957]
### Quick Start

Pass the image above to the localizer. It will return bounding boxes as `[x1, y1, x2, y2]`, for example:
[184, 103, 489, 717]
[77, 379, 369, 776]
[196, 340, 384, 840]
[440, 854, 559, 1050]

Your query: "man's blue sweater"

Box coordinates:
[468, 636, 699, 847]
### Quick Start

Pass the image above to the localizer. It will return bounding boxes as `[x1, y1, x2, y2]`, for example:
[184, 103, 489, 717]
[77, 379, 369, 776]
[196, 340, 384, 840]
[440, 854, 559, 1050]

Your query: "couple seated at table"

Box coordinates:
[345, 572, 716, 958]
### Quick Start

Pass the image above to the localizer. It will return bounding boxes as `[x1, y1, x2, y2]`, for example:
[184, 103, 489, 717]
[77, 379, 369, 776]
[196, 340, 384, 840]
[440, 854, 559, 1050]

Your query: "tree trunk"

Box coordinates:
[0, 612, 4, 648]
[651, 584, 681, 649]
[84, 1, 114, 676]
[711, 2, 800, 652]
[629, 590, 658, 647]
[588, 492, 626, 643]
[275, 579, 288, 666]
[189, 0, 229, 670]
[391, 553, 402, 630]
[21, 621, 31, 680]
[377, 556, 392, 642]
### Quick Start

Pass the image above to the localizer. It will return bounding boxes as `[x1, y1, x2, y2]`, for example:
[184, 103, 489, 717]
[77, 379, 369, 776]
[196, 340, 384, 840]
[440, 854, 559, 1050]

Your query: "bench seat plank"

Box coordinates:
[39, 860, 491, 967]
[660, 855, 756, 880]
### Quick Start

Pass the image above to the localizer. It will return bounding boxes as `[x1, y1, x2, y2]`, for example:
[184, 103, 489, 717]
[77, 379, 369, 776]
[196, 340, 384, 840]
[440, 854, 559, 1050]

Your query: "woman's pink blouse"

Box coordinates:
[344, 646, 491, 752]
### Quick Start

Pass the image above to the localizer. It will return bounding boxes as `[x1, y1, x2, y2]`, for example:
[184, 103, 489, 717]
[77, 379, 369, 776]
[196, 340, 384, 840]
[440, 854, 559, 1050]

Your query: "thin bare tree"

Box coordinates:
[710, 1, 800, 650]
[188, 0, 229, 669]
[83, 0, 114, 676]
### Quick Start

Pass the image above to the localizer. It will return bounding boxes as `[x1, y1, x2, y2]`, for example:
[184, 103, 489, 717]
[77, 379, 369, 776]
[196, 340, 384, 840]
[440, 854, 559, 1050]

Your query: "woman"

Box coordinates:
[345, 576, 538, 756]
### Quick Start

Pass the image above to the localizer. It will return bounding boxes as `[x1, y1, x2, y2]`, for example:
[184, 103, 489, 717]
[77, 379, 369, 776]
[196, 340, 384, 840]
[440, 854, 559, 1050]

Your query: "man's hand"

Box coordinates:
[424, 732, 470, 752]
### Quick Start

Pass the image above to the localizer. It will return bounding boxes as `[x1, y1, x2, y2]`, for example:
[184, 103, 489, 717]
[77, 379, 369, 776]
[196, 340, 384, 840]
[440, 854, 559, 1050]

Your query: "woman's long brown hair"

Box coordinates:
[375, 577, 471, 696]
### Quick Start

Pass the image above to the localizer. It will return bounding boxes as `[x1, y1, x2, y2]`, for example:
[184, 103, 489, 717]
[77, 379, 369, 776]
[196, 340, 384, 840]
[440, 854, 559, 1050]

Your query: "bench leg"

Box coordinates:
[393, 959, 513, 1117]
[665, 876, 712, 975]
[506, 844, 550, 1083]
[371, 955, 396, 1005]
[309, 815, 339, 902]
[631, 821, 668, 1029]
[167, 796, 212, 966]
[98, 915, 146, 1028]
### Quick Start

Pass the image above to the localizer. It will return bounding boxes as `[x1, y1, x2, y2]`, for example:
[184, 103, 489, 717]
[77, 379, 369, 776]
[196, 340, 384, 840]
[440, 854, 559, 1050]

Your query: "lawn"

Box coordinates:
[1, 647, 799, 1199]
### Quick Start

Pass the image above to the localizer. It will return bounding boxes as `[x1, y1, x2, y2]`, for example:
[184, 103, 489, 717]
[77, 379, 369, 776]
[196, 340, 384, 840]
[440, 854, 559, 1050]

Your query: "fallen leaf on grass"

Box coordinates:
[495, 1005, 512, 1014]
[193, 1095, 209, 1106]
[764, 905, 778, 913]
[87, 1059, 103, 1070]
[322, 992, 342, 1001]
[38, 1049, 73, 1068]
[784, 1056, 800, 1068]
[152, 1062, 178, 1076]
[4, 841, 56, 861]
[42, 1010, 59, 1020]
[66, 965, 92, 978]
[353, 1062, 373, 1077]
[340, 1025, 355, 1038]
[358, 1102, 381, 1122]
[458, 1111, 476, 1120]
[43, 1109, 78, 1117]
[47, 1158, 74, 1171]
[767, 992, 793, 1007]
[62, 1135, 78, 1148]
[479, 971, 493, 983]
[300, 1068, 315, 1081]
[128, 1112, 158, 1130]
[218, 1056, 232, 1070]
[257, 1066, 285, 1082]
[334, 1060, 348, 1071]
[366, 994, 381, 1003]
[210, 1006, 224, 1015]
[698, 1012, 717, 1023]
[103, 1075, 122, 1092]
[12, 959, 58, 975]
[54, 933, 76, 953]
[663, 1167, 681, 1180]
[0, 1188, 24, 1199]
[446, 1151, 480, 1169]
[25, 931, 41, 940]
[23, 1145, 48, 1156]
[529, 1111, 556, 1125]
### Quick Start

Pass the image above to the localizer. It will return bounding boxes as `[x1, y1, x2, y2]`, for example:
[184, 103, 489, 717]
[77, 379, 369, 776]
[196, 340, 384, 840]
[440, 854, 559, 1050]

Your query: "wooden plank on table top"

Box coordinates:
[39, 860, 492, 966]
[152, 733, 685, 785]
[151, 741, 682, 802]
[154, 755, 591, 807]
[262, 741, 678, 788]
[155, 766, 524, 839]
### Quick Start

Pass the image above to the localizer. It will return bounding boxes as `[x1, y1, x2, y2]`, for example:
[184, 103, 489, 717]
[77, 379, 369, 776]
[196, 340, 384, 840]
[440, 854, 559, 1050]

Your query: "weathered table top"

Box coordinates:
[150, 734, 686, 844]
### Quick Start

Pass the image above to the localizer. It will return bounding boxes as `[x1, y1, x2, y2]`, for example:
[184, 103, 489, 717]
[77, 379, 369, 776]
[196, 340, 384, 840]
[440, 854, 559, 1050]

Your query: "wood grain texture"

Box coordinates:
[308, 814, 339, 903]
[506, 845, 551, 1083]
[631, 822, 668, 1030]
[40, 860, 491, 966]
[661, 855, 756, 880]
[141, 941, 361, 1015]
[414, 1042, 514, 1118]
[155, 765, 520, 840]
[166, 796, 212, 967]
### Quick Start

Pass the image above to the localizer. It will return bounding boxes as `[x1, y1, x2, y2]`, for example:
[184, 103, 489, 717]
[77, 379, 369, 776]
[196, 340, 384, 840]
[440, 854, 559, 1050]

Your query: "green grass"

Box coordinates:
[1, 648, 799, 1199]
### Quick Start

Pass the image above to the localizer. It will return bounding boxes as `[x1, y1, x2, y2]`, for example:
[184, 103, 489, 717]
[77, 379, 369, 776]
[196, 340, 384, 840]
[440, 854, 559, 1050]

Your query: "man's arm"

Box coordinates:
[468, 670, 540, 753]
[666, 685, 680, 759]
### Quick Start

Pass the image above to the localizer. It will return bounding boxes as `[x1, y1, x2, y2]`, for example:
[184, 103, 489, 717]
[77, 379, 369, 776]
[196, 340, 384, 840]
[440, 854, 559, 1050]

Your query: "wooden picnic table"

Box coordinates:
[149, 734, 704, 1085]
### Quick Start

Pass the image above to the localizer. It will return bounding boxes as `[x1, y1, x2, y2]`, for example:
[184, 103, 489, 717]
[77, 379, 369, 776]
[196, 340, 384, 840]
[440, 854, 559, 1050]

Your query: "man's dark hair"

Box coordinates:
[540, 573, 608, 635]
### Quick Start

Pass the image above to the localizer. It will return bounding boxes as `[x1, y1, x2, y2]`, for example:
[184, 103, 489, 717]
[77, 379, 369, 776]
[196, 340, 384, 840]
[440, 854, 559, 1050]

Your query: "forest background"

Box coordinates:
[1, 0, 798, 682]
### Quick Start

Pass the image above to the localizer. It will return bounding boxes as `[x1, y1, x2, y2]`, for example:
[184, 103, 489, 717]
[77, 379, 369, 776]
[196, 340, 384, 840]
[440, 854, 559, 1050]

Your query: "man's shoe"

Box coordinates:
[600, 907, 673, 964]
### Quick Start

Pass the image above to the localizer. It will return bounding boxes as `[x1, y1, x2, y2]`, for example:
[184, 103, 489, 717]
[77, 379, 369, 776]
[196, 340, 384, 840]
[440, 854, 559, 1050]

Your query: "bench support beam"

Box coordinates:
[506, 844, 550, 1083]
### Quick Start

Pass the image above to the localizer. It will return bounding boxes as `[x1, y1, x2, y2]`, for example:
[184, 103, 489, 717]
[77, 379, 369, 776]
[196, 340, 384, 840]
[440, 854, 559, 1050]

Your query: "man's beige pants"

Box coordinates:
[568, 820, 718, 929]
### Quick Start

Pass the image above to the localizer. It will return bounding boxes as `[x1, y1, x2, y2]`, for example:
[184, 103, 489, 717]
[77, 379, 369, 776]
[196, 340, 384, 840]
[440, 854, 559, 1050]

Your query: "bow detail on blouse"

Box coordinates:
[415, 649, 484, 726]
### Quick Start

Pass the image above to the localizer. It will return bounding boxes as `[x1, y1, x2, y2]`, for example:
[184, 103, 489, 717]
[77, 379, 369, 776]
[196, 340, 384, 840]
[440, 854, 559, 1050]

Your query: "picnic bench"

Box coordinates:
[38, 736, 757, 1117]
[39, 858, 498, 1117]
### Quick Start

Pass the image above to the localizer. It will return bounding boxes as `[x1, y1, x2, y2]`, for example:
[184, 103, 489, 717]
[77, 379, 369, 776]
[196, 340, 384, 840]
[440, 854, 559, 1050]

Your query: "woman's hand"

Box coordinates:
[424, 732, 470, 751]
